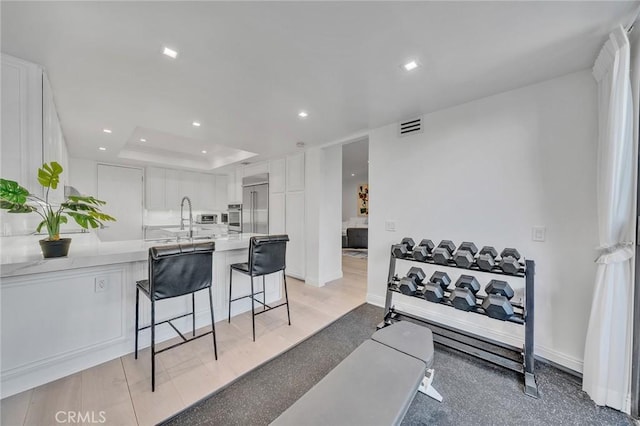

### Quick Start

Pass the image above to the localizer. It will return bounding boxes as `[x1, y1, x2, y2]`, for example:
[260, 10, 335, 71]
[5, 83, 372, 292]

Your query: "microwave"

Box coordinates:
[195, 214, 217, 224]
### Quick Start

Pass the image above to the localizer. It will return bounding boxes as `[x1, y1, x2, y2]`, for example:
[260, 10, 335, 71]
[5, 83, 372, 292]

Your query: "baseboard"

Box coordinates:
[366, 292, 584, 374]
[1, 339, 131, 398]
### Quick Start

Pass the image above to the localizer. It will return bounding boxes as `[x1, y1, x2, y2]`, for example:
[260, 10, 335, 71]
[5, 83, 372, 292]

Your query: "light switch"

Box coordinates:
[532, 226, 546, 242]
[385, 220, 397, 232]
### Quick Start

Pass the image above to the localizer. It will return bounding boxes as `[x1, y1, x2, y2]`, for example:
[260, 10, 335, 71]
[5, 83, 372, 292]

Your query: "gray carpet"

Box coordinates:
[161, 303, 634, 426]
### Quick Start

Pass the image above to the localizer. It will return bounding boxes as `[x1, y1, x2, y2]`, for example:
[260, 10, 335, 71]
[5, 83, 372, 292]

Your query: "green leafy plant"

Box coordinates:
[0, 162, 116, 240]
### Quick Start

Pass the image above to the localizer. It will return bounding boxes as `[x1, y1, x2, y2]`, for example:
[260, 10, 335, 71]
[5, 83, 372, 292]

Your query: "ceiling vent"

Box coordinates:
[398, 117, 423, 137]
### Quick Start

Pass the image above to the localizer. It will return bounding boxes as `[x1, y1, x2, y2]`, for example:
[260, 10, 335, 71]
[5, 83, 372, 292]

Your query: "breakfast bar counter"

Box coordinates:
[0, 233, 258, 277]
[0, 232, 283, 398]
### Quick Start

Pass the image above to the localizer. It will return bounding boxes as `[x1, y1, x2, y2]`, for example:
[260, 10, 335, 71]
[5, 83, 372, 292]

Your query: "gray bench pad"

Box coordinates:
[271, 340, 426, 426]
[371, 321, 435, 368]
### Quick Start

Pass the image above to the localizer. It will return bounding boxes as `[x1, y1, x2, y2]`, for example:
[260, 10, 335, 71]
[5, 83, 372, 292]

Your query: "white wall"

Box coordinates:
[367, 70, 599, 372]
[306, 146, 343, 286]
[343, 172, 368, 221]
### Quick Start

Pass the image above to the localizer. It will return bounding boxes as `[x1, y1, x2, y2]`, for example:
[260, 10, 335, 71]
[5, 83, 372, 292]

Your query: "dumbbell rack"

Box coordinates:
[380, 246, 538, 398]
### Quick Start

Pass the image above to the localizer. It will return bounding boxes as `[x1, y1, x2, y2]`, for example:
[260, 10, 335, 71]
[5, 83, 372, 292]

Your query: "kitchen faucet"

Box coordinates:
[180, 196, 193, 240]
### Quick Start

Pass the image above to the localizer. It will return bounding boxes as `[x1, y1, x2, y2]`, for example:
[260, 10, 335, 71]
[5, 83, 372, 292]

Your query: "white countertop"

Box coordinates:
[0, 233, 259, 278]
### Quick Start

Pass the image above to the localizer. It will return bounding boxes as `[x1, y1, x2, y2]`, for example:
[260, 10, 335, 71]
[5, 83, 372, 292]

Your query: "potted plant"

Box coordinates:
[0, 161, 116, 258]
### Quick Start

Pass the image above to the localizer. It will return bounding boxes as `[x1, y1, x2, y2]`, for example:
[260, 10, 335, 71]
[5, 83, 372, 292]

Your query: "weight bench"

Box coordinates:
[271, 321, 441, 426]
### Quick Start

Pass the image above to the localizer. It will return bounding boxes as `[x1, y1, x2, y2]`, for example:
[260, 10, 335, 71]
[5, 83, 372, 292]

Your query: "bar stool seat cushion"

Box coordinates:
[230, 262, 250, 273]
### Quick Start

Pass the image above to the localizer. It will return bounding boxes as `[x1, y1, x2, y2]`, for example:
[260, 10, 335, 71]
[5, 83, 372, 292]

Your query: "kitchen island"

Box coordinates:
[0, 233, 283, 398]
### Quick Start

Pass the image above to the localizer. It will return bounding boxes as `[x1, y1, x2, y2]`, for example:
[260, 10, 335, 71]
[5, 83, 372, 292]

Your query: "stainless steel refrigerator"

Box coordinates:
[242, 173, 269, 234]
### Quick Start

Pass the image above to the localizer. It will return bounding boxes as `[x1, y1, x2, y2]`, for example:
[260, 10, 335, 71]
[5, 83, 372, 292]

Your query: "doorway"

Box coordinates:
[341, 138, 369, 264]
[97, 164, 143, 241]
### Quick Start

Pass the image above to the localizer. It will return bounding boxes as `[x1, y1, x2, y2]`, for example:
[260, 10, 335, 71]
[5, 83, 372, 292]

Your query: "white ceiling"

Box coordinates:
[2, 1, 637, 170]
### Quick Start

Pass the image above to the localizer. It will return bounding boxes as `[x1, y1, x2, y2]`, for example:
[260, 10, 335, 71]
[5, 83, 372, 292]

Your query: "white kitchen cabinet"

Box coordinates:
[233, 168, 243, 203]
[145, 167, 166, 210]
[243, 161, 269, 178]
[215, 175, 228, 211]
[1, 54, 44, 196]
[269, 192, 285, 234]
[164, 169, 181, 210]
[269, 158, 286, 193]
[197, 173, 216, 211]
[285, 191, 305, 279]
[180, 171, 200, 202]
[226, 172, 236, 204]
[145, 168, 227, 212]
[286, 153, 305, 192]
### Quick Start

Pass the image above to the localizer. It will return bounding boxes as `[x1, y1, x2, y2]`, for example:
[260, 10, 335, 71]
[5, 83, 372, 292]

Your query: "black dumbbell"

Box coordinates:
[407, 267, 426, 286]
[433, 240, 456, 265]
[449, 275, 480, 311]
[485, 279, 515, 299]
[482, 280, 515, 320]
[413, 239, 435, 261]
[392, 244, 408, 258]
[499, 248, 522, 275]
[477, 246, 498, 271]
[453, 241, 479, 268]
[397, 267, 426, 296]
[398, 277, 418, 296]
[422, 271, 451, 303]
[401, 237, 415, 251]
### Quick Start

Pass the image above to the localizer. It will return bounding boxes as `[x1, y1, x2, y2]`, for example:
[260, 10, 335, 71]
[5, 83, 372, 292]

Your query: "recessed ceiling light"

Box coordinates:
[103, 129, 112, 134]
[298, 111, 308, 118]
[140, 138, 147, 142]
[351, 173, 355, 177]
[163, 47, 178, 59]
[192, 121, 201, 127]
[201, 150, 207, 154]
[403, 60, 419, 71]
[98, 147, 107, 151]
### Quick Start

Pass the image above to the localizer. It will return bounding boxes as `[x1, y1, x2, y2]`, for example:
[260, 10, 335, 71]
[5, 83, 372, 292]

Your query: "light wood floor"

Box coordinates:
[1, 255, 368, 426]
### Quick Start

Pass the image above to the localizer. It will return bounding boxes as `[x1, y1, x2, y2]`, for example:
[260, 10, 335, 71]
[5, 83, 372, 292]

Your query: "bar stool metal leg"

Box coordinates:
[208, 286, 218, 359]
[151, 299, 156, 392]
[192, 293, 196, 337]
[283, 272, 291, 326]
[251, 276, 256, 342]
[135, 287, 140, 359]
[262, 275, 266, 311]
[228, 268, 233, 323]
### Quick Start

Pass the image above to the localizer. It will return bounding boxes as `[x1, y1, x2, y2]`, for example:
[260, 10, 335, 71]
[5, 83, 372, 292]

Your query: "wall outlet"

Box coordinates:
[532, 226, 546, 242]
[95, 276, 108, 292]
[385, 220, 397, 232]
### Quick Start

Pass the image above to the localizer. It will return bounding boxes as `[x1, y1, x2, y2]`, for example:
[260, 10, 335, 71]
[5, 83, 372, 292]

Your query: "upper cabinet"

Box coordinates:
[145, 167, 166, 210]
[1, 54, 45, 196]
[286, 153, 305, 192]
[269, 158, 286, 193]
[196, 173, 216, 211]
[215, 175, 228, 210]
[144, 167, 226, 212]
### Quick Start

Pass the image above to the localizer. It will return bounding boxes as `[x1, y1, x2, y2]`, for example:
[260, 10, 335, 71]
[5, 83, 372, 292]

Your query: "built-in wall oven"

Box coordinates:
[228, 204, 242, 233]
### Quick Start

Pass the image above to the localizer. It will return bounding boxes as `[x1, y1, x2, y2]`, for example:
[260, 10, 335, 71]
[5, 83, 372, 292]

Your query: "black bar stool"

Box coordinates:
[228, 235, 291, 341]
[135, 242, 218, 391]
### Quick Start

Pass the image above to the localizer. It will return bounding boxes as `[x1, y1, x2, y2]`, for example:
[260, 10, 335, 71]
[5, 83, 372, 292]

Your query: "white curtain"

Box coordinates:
[583, 25, 635, 414]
